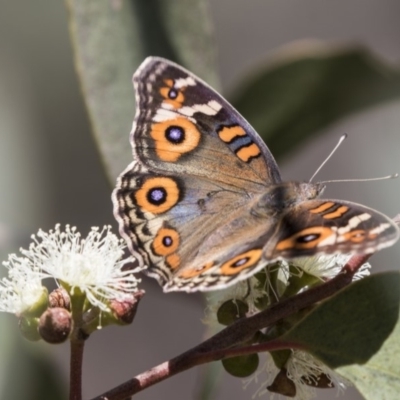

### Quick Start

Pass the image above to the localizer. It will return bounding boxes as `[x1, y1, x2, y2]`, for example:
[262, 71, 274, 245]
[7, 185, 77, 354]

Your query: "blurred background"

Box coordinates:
[1, 1, 400, 399]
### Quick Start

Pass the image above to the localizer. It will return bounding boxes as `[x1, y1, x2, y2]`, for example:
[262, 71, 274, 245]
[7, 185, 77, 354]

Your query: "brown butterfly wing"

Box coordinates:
[265, 199, 399, 260]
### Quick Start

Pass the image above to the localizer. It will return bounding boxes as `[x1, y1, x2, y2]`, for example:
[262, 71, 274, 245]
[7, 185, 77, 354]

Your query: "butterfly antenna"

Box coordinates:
[309, 133, 348, 182]
[320, 173, 398, 185]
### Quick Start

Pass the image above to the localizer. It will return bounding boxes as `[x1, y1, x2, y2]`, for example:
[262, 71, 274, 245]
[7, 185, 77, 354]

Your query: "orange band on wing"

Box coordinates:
[323, 206, 349, 219]
[309, 202, 335, 214]
[178, 262, 215, 278]
[150, 118, 201, 162]
[166, 253, 181, 270]
[342, 229, 367, 243]
[220, 249, 262, 276]
[236, 143, 261, 162]
[218, 126, 246, 143]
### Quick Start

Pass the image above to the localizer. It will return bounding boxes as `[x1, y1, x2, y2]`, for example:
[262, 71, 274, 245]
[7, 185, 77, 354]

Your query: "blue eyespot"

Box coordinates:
[168, 88, 178, 99]
[147, 187, 167, 205]
[297, 233, 320, 243]
[232, 257, 249, 267]
[162, 236, 173, 247]
[165, 126, 185, 144]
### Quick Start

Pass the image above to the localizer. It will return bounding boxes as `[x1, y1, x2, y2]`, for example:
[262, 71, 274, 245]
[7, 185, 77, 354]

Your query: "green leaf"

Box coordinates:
[338, 310, 400, 400]
[66, 0, 218, 181]
[282, 272, 400, 368]
[217, 299, 249, 326]
[230, 43, 400, 159]
[270, 349, 292, 369]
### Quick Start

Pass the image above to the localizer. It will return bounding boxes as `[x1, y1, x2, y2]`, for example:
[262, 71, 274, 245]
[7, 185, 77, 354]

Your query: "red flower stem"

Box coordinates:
[69, 288, 87, 400]
[89, 254, 369, 400]
[343, 253, 371, 274]
[70, 338, 85, 400]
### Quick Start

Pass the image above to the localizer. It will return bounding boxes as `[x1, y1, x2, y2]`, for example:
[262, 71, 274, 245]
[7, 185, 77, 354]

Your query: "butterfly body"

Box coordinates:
[113, 57, 399, 292]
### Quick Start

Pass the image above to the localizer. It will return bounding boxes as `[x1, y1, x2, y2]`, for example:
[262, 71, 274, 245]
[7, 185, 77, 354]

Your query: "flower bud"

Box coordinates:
[267, 368, 296, 397]
[108, 290, 145, 325]
[39, 307, 71, 343]
[302, 372, 334, 388]
[49, 287, 71, 310]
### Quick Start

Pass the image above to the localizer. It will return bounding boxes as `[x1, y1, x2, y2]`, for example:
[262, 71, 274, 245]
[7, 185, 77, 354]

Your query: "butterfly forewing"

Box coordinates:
[131, 57, 282, 187]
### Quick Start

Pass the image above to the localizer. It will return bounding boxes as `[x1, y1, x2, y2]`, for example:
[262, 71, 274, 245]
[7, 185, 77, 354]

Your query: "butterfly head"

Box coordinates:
[296, 181, 326, 200]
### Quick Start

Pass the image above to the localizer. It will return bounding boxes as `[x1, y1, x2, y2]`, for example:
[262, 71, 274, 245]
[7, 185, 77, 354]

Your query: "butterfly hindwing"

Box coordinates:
[161, 199, 399, 292]
[114, 163, 261, 289]
[267, 199, 400, 259]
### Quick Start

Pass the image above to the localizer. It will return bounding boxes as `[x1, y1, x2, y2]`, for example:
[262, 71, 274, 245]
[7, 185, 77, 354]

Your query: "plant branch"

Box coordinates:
[70, 338, 85, 400]
[90, 254, 369, 400]
[69, 288, 87, 400]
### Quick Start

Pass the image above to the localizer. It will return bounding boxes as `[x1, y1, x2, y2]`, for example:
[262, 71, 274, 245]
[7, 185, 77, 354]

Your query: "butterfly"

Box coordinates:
[112, 57, 399, 292]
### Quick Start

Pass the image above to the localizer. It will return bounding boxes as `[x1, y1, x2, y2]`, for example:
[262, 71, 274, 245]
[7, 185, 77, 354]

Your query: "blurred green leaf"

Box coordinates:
[338, 309, 400, 400]
[66, 0, 218, 181]
[0, 323, 65, 400]
[230, 43, 400, 159]
[270, 349, 292, 369]
[217, 299, 249, 326]
[282, 272, 400, 368]
[222, 353, 259, 378]
[195, 362, 223, 400]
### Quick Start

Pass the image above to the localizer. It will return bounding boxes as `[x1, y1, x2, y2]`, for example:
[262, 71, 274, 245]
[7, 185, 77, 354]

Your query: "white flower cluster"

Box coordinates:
[281, 253, 370, 282]
[244, 350, 349, 400]
[206, 253, 366, 399]
[0, 225, 142, 314]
